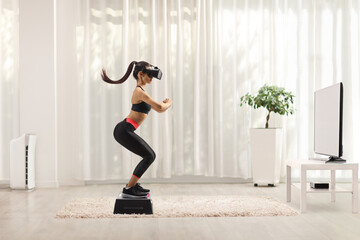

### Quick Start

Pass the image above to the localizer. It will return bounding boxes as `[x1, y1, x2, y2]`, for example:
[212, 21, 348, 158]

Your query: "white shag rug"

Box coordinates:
[55, 195, 298, 218]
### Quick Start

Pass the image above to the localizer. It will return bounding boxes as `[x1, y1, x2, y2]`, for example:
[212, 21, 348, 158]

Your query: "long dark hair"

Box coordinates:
[101, 61, 151, 84]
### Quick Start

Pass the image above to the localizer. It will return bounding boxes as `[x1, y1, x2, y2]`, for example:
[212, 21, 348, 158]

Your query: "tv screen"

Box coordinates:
[314, 82, 344, 162]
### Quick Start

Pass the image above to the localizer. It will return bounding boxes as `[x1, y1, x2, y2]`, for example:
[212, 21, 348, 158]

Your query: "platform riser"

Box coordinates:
[113, 198, 153, 214]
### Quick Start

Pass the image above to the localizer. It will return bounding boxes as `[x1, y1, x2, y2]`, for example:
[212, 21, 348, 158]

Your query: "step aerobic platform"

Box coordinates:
[113, 192, 153, 215]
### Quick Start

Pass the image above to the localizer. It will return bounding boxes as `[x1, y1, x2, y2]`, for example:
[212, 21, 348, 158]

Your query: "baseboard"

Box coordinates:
[59, 179, 85, 186]
[3, 177, 357, 188]
[0, 179, 10, 189]
[35, 180, 59, 188]
[85, 176, 253, 185]
[1, 179, 60, 188]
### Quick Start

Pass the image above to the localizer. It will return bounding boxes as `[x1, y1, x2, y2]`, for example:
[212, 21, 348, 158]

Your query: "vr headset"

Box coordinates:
[142, 66, 162, 80]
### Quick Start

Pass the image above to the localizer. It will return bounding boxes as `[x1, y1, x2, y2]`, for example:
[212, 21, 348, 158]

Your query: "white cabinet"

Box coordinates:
[286, 160, 358, 213]
[250, 128, 282, 186]
[10, 134, 37, 190]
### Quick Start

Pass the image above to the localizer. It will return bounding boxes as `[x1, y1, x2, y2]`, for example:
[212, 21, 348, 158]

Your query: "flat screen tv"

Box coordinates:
[314, 82, 345, 163]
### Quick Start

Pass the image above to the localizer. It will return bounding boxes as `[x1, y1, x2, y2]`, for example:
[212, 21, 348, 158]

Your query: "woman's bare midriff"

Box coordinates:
[127, 110, 148, 126]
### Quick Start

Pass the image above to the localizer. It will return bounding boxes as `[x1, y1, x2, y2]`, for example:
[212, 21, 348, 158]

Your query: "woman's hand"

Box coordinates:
[138, 89, 172, 113]
[163, 98, 172, 105]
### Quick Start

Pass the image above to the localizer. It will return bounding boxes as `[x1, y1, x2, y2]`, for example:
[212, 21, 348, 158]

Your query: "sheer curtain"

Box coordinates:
[74, 0, 360, 181]
[0, 0, 19, 182]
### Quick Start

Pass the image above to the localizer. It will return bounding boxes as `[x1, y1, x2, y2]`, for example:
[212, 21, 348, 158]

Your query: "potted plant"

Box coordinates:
[240, 85, 295, 187]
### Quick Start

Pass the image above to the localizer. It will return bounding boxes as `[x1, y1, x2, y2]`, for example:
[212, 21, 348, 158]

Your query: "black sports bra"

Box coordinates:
[131, 86, 152, 114]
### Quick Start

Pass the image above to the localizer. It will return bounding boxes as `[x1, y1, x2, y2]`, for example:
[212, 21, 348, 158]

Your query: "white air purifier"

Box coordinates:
[10, 134, 37, 190]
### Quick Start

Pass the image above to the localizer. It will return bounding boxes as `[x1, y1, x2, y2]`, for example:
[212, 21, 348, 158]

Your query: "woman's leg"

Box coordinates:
[114, 125, 156, 187]
[127, 175, 140, 188]
[124, 131, 156, 187]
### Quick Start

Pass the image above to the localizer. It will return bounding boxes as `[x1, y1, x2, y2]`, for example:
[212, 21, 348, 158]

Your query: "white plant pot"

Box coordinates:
[250, 128, 282, 186]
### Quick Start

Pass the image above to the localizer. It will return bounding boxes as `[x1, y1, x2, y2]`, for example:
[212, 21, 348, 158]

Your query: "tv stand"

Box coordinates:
[326, 156, 346, 164]
[287, 160, 358, 213]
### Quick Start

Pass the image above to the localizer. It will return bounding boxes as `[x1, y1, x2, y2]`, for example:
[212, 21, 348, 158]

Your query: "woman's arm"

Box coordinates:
[156, 98, 172, 113]
[138, 89, 172, 113]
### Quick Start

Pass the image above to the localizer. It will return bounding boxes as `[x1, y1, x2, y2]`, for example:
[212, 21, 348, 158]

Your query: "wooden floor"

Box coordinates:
[1, 183, 360, 240]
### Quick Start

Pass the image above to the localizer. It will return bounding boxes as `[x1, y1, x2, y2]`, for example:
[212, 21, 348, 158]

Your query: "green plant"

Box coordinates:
[240, 85, 295, 128]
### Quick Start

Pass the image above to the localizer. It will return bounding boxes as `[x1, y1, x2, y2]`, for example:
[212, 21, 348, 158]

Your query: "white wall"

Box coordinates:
[19, 0, 58, 188]
[15, 0, 84, 187]
[56, 0, 84, 186]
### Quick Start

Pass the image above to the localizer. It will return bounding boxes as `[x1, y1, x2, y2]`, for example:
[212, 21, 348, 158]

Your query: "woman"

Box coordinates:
[101, 61, 172, 198]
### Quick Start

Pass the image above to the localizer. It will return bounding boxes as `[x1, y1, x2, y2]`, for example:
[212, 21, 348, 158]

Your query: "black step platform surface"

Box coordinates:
[113, 192, 153, 215]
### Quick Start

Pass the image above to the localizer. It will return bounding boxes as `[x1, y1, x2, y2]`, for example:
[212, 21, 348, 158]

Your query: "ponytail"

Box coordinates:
[101, 61, 137, 84]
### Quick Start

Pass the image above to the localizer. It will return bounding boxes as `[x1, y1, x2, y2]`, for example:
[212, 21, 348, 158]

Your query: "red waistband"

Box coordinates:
[126, 118, 139, 129]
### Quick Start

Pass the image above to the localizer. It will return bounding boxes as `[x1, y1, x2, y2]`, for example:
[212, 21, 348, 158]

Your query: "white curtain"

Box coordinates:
[0, 0, 19, 182]
[73, 0, 360, 181]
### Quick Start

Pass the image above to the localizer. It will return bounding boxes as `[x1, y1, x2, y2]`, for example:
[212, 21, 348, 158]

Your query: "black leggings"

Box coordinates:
[113, 119, 156, 179]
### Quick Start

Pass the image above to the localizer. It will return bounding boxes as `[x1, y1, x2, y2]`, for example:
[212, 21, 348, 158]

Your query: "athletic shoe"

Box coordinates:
[122, 186, 148, 198]
[135, 183, 150, 193]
